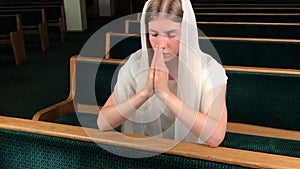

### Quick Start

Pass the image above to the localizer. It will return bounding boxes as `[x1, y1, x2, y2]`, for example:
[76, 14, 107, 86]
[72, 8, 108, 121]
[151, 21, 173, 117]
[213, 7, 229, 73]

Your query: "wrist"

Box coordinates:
[139, 89, 153, 100]
[156, 89, 172, 102]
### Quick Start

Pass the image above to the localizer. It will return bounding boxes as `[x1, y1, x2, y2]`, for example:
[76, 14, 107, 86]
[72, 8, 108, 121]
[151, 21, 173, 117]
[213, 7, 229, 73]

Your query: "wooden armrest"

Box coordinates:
[32, 97, 75, 121]
[227, 122, 300, 141]
[1, 116, 299, 169]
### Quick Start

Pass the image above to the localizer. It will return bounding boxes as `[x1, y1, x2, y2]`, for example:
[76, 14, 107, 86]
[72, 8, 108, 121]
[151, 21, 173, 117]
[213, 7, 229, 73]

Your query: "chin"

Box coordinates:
[164, 54, 177, 62]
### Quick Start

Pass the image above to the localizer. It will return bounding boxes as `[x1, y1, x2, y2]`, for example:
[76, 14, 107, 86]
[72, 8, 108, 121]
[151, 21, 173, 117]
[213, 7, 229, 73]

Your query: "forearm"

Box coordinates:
[163, 92, 206, 135]
[97, 90, 150, 131]
[162, 91, 226, 147]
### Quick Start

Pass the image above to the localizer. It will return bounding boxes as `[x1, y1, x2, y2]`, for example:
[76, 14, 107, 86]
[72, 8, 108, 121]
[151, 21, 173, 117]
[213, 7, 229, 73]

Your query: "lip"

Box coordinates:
[163, 53, 171, 58]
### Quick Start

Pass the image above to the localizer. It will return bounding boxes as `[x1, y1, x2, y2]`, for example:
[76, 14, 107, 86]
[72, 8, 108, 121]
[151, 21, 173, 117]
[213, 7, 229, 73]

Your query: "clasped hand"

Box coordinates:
[143, 46, 171, 100]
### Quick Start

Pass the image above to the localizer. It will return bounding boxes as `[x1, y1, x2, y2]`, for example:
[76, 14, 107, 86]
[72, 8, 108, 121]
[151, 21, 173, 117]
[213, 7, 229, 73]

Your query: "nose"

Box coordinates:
[156, 35, 167, 49]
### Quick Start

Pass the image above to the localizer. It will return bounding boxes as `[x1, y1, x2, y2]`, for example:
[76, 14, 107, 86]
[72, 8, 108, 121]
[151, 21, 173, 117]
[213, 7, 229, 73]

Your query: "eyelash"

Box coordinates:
[150, 33, 158, 37]
[150, 33, 177, 38]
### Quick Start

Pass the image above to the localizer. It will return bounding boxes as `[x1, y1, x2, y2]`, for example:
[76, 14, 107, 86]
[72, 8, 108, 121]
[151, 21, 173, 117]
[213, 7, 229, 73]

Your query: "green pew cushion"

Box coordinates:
[0, 128, 246, 168]
[54, 113, 300, 158]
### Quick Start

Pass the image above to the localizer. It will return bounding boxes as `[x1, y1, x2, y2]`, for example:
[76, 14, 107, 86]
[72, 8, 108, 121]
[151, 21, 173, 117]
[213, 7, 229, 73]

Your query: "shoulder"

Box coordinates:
[127, 49, 143, 64]
[205, 56, 228, 86]
[119, 49, 143, 74]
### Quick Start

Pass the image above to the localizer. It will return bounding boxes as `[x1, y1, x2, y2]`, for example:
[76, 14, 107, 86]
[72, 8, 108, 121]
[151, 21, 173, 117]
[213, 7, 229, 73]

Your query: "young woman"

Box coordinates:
[97, 0, 228, 147]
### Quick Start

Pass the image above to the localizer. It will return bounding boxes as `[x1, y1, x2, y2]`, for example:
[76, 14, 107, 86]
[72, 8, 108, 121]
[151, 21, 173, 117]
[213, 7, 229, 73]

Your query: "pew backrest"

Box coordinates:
[102, 31, 300, 130]
[72, 57, 125, 108]
[125, 19, 300, 39]
[32, 56, 300, 164]
[0, 0, 63, 6]
[0, 9, 46, 26]
[195, 12, 300, 23]
[0, 5, 64, 24]
[105, 32, 300, 69]
[0, 14, 26, 65]
[0, 14, 21, 35]
[225, 66, 300, 131]
[71, 55, 300, 131]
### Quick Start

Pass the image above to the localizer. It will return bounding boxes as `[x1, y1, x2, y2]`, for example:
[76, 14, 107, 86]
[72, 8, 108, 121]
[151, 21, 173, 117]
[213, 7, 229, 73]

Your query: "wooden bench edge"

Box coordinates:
[223, 65, 300, 75]
[1, 115, 299, 169]
[227, 122, 300, 141]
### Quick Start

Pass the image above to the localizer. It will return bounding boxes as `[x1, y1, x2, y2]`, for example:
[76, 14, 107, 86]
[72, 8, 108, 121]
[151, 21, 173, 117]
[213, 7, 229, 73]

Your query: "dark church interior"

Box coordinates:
[0, 0, 300, 168]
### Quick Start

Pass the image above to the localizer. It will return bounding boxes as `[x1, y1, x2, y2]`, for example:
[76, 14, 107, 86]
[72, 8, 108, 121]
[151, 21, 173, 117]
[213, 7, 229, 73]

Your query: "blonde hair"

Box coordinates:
[144, 0, 183, 53]
[146, 0, 183, 22]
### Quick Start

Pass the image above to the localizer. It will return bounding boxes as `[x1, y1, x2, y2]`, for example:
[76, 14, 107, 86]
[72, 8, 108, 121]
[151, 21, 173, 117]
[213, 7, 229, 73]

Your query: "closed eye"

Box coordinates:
[150, 33, 158, 37]
[167, 33, 177, 38]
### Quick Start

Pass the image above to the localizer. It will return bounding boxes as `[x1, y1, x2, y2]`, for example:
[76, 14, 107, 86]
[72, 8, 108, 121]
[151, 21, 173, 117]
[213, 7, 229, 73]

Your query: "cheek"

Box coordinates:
[149, 36, 156, 47]
[170, 40, 180, 54]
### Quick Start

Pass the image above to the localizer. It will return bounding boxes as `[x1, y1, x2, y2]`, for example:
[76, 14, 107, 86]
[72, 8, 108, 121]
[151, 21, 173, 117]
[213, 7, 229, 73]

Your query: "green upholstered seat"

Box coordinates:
[54, 112, 300, 158]
[0, 128, 246, 168]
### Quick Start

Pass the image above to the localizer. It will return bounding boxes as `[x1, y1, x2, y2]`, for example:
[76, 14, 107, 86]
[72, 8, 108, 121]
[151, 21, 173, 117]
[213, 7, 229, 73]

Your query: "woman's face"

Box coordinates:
[148, 16, 181, 62]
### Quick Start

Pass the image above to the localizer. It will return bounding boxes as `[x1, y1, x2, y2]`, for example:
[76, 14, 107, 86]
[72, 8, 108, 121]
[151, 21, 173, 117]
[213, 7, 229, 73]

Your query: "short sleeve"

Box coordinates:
[200, 59, 227, 114]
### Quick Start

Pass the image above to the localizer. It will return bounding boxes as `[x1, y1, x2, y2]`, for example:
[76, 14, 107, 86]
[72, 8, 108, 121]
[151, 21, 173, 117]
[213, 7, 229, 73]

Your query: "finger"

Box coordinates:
[152, 46, 160, 90]
[150, 46, 159, 68]
[156, 49, 168, 72]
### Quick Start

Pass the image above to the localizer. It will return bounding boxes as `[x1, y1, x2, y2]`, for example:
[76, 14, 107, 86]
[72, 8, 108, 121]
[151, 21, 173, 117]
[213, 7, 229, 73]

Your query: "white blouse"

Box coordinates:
[114, 49, 227, 142]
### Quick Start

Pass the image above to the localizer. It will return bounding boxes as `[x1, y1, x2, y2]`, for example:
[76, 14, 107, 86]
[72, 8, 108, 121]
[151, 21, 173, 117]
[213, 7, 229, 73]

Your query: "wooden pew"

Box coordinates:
[125, 19, 300, 40]
[41, 5, 66, 43]
[0, 14, 26, 66]
[190, 0, 300, 7]
[0, 5, 66, 43]
[0, 0, 63, 6]
[197, 21, 300, 39]
[0, 9, 49, 52]
[31, 55, 300, 167]
[104, 32, 300, 69]
[195, 12, 300, 23]
[193, 6, 300, 13]
[124, 19, 139, 34]
[32, 55, 300, 131]
[191, 3, 300, 8]
[105, 32, 141, 60]
[32, 56, 125, 122]
[2, 115, 299, 168]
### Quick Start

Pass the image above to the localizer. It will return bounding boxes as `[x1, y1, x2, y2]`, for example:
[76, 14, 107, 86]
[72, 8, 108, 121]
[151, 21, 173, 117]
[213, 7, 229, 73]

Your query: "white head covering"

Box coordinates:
[115, 0, 226, 144]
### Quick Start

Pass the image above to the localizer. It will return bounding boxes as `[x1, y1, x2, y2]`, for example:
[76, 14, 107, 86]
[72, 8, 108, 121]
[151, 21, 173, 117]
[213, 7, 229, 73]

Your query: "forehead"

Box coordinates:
[148, 16, 181, 32]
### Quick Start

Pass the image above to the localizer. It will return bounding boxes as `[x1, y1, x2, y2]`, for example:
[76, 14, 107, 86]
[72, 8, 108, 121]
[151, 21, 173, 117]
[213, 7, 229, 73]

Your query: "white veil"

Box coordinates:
[115, 0, 227, 144]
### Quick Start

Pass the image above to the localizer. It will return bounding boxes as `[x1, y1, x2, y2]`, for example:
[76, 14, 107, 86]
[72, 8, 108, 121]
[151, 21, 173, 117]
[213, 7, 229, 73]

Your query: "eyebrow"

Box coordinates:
[149, 29, 180, 34]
